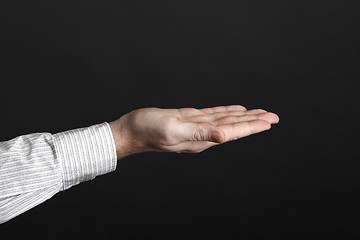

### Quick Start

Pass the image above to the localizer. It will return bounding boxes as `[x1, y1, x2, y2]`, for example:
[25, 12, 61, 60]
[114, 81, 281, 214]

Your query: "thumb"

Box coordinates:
[179, 122, 225, 143]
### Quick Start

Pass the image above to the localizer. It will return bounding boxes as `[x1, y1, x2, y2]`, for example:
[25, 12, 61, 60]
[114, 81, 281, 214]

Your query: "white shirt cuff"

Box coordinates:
[53, 122, 117, 191]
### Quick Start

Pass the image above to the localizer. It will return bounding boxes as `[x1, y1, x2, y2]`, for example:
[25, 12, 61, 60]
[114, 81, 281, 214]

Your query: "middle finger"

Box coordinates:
[210, 109, 267, 120]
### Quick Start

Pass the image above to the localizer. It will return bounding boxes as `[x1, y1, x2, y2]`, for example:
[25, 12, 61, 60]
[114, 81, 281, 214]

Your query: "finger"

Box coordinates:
[175, 121, 225, 143]
[210, 109, 267, 120]
[177, 113, 214, 123]
[218, 120, 271, 142]
[199, 105, 247, 114]
[263, 112, 279, 124]
[214, 112, 279, 125]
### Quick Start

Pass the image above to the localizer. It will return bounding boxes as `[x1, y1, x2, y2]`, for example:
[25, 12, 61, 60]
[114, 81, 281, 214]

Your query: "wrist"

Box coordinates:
[108, 119, 133, 160]
[108, 117, 146, 160]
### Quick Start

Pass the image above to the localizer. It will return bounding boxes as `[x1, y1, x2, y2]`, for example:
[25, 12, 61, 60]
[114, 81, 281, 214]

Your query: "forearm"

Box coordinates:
[0, 122, 117, 224]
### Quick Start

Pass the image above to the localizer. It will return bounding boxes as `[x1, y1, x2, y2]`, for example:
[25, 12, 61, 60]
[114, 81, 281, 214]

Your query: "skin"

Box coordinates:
[108, 105, 279, 160]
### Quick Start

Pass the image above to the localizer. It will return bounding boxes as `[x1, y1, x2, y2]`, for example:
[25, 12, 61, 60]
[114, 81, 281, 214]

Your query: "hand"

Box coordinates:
[108, 105, 279, 160]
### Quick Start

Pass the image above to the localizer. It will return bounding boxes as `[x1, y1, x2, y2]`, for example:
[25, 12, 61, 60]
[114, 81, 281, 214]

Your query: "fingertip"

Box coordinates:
[210, 132, 223, 143]
[270, 113, 280, 124]
[265, 112, 280, 124]
[235, 105, 247, 111]
[251, 119, 271, 132]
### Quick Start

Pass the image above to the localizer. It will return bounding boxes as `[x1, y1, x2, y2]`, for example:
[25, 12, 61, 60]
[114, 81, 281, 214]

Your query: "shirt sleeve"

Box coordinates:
[0, 122, 117, 224]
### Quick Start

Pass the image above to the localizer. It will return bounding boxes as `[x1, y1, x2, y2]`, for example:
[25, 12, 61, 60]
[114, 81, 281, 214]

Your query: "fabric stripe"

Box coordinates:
[0, 186, 59, 224]
[0, 133, 61, 199]
[0, 122, 117, 224]
[53, 122, 117, 190]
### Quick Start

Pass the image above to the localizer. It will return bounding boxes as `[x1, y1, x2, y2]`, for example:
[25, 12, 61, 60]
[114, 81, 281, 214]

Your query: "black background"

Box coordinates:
[1, 0, 359, 239]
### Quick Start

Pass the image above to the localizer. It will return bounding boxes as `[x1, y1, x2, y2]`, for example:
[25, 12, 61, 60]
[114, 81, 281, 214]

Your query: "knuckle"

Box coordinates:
[191, 131, 201, 141]
[192, 126, 207, 141]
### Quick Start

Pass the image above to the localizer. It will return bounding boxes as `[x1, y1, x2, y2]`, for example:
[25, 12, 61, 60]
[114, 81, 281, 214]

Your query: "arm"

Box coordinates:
[0, 105, 279, 224]
[0, 123, 116, 224]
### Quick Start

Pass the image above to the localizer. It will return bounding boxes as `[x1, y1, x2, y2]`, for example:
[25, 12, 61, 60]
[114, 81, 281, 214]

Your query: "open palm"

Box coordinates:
[110, 105, 279, 157]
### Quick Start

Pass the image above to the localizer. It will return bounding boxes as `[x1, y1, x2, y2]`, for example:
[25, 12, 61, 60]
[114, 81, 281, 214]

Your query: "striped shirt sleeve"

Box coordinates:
[0, 122, 117, 224]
